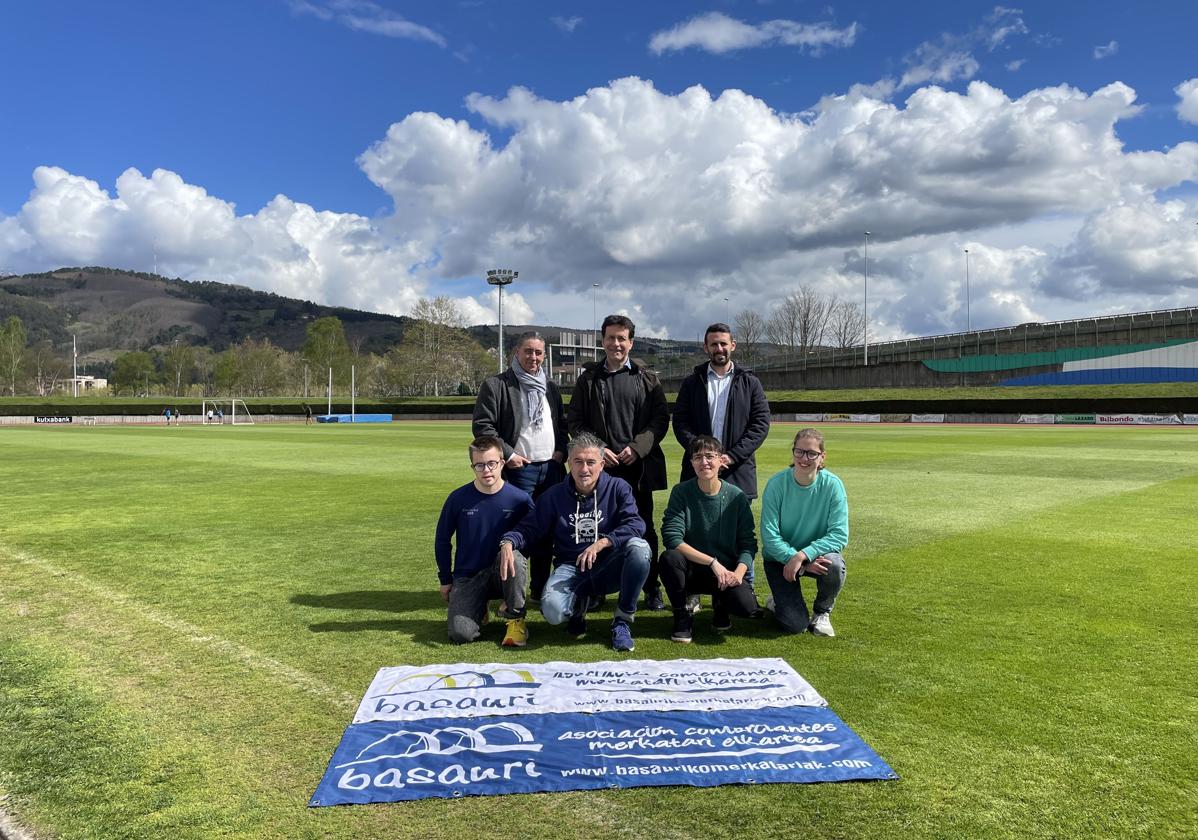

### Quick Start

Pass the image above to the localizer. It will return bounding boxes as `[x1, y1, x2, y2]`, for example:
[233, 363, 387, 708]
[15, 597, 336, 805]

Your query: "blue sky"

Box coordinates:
[2, 1, 1196, 341]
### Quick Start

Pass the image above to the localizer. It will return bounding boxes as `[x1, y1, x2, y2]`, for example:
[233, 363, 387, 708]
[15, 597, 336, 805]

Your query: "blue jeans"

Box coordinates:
[541, 538, 651, 625]
[764, 552, 846, 634]
[505, 459, 564, 597]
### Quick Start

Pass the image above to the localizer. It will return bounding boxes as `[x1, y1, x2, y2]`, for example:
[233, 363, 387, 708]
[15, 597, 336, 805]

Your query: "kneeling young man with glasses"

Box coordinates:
[660, 435, 762, 643]
[435, 435, 535, 647]
[760, 428, 848, 637]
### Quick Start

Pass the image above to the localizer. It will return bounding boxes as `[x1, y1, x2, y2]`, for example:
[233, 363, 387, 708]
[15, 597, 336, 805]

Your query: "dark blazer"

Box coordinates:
[567, 358, 669, 492]
[672, 362, 771, 499]
[472, 369, 568, 461]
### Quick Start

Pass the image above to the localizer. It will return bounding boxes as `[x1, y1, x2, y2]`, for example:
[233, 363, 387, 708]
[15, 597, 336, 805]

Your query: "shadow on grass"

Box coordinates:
[291, 590, 447, 642]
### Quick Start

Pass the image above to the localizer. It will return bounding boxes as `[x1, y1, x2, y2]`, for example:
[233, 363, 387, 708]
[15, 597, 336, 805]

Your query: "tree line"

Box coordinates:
[0, 297, 496, 399]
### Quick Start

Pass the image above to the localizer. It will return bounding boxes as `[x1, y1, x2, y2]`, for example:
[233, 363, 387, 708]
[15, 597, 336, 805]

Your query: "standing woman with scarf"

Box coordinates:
[472, 331, 568, 601]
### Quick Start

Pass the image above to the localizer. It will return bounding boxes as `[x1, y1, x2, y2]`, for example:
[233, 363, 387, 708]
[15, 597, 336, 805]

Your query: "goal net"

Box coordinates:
[201, 399, 255, 425]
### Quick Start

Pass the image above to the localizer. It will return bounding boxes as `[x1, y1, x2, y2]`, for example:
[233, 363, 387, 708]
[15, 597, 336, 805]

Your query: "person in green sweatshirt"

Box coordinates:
[659, 435, 761, 643]
[760, 428, 848, 637]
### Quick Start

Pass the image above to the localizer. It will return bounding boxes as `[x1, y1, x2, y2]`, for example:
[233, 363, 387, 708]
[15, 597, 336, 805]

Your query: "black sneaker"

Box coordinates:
[671, 609, 693, 644]
[611, 618, 635, 652]
[644, 587, 666, 611]
[567, 609, 587, 638]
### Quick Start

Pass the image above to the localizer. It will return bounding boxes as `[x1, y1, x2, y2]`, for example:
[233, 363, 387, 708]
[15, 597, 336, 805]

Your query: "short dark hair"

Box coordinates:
[515, 331, 545, 349]
[469, 435, 504, 459]
[688, 434, 725, 459]
[704, 323, 732, 341]
[568, 432, 605, 456]
[601, 314, 635, 340]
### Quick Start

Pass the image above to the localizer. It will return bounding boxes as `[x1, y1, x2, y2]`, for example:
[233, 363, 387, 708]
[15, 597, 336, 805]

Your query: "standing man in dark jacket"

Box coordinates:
[568, 314, 670, 610]
[673, 322, 771, 499]
[472, 331, 568, 601]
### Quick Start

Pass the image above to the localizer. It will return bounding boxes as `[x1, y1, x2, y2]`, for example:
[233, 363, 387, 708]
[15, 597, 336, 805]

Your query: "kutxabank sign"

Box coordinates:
[352, 657, 824, 722]
[312, 658, 896, 806]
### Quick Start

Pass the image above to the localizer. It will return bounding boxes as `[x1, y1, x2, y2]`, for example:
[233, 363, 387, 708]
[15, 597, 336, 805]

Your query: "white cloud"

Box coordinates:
[4, 77, 1197, 340]
[648, 11, 857, 56]
[0, 166, 430, 317]
[292, 0, 445, 47]
[550, 15, 582, 34]
[1176, 78, 1198, 124]
[1093, 40, 1118, 60]
[1006, 59, 1026, 72]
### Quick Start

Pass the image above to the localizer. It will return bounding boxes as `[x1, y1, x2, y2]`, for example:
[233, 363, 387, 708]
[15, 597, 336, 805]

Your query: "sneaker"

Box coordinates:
[712, 607, 732, 633]
[611, 618, 635, 652]
[567, 609, 587, 638]
[685, 593, 702, 615]
[502, 618, 528, 647]
[810, 612, 835, 637]
[671, 610, 693, 644]
[644, 587, 666, 611]
[586, 593, 606, 613]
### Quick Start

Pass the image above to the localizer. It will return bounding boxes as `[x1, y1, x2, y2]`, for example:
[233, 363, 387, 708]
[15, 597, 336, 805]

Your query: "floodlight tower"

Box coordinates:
[487, 268, 518, 372]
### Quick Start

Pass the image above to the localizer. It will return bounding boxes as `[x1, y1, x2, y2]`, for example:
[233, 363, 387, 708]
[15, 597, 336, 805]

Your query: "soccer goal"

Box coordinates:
[201, 399, 255, 425]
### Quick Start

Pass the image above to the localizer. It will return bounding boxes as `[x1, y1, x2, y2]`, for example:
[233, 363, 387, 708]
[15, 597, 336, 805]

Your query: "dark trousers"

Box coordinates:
[504, 459, 564, 598]
[606, 463, 661, 593]
[659, 549, 759, 618]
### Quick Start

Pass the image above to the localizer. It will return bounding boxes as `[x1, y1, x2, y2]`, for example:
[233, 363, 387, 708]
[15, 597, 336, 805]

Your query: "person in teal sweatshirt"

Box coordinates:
[760, 428, 848, 637]
[659, 435, 761, 643]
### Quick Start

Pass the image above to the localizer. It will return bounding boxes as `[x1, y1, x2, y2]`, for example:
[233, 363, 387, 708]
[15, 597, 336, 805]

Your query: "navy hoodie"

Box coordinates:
[502, 470, 645, 568]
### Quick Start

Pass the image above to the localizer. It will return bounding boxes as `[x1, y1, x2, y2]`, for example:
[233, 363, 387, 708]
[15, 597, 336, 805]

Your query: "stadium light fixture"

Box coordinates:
[487, 268, 518, 372]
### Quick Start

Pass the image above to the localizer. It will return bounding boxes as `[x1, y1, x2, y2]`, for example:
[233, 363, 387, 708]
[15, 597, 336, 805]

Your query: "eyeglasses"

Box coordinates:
[471, 460, 503, 473]
[691, 453, 720, 463]
[792, 448, 822, 461]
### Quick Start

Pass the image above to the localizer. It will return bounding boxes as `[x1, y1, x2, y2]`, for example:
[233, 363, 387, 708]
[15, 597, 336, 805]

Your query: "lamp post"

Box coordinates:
[487, 268, 518, 372]
[723, 297, 730, 325]
[863, 231, 871, 366]
[592, 282, 599, 359]
[964, 248, 971, 333]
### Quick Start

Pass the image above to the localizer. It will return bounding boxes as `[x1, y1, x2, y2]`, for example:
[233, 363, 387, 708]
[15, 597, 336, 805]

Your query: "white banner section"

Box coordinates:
[1017, 414, 1055, 424]
[793, 413, 824, 422]
[1184, 414, 1198, 425]
[910, 414, 946, 423]
[1095, 414, 1182, 425]
[354, 657, 826, 723]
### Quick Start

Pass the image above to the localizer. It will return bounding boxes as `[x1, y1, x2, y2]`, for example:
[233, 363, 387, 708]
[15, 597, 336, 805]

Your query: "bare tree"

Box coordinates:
[733, 310, 765, 366]
[29, 340, 67, 396]
[0, 315, 27, 396]
[766, 295, 801, 359]
[828, 297, 866, 349]
[791, 285, 831, 355]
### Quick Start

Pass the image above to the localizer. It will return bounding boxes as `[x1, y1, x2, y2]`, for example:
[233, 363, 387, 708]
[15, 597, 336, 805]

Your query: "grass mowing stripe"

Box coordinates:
[2, 545, 359, 709]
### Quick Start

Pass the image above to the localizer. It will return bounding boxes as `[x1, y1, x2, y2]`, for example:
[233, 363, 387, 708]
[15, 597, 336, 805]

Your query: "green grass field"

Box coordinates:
[1, 423, 1195, 840]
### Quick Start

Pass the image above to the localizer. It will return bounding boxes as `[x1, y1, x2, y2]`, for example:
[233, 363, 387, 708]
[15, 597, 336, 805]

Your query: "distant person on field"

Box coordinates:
[162, 407, 171, 425]
[568, 314, 669, 612]
[472, 331, 567, 603]
[303, 403, 313, 425]
[760, 428, 848, 637]
[435, 435, 534, 647]
[498, 433, 650, 653]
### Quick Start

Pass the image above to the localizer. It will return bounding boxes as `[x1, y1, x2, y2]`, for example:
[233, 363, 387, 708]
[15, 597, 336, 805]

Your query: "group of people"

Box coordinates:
[435, 316, 848, 652]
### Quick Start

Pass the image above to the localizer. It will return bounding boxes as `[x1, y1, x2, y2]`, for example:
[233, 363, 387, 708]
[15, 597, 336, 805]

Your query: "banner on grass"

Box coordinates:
[911, 413, 946, 423]
[1017, 413, 1055, 424]
[1185, 414, 1198, 425]
[793, 413, 825, 422]
[311, 704, 896, 806]
[353, 657, 824, 723]
[313, 659, 895, 806]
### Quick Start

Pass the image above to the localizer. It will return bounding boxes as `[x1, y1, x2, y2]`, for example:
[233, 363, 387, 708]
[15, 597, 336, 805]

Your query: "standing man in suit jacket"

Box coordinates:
[473, 331, 568, 601]
[672, 322, 771, 499]
[568, 314, 670, 611]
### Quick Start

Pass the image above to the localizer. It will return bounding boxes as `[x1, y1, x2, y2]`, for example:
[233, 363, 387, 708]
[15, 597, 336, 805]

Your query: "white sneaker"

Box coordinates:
[764, 596, 775, 613]
[810, 612, 835, 637]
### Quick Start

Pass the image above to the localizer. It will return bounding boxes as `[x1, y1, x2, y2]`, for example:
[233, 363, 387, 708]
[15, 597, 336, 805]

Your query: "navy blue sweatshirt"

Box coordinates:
[502, 471, 645, 568]
[435, 482, 533, 585]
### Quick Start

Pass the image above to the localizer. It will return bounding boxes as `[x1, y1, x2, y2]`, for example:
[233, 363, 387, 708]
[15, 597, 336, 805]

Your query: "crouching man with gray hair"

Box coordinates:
[497, 433, 651, 652]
